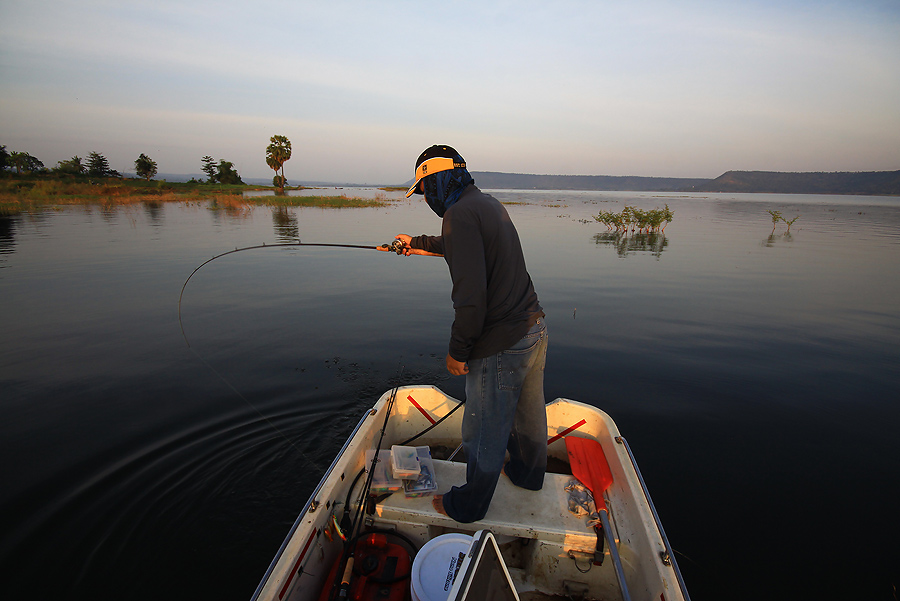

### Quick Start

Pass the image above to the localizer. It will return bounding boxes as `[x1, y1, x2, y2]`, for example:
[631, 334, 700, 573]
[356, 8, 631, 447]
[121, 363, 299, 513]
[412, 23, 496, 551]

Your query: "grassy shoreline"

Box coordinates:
[0, 177, 401, 215]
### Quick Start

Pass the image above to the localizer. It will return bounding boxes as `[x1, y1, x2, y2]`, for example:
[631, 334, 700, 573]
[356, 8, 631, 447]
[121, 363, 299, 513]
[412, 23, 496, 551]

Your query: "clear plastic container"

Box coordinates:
[390, 445, 421, 479]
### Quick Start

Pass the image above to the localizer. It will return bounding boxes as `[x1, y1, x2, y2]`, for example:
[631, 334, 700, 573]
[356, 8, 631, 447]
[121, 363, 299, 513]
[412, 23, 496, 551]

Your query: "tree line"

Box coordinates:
[1, 134, 293, 188]
[199, 156, 242, 185]
[1, 145, 145, 179]
[1, 144, 231, 184]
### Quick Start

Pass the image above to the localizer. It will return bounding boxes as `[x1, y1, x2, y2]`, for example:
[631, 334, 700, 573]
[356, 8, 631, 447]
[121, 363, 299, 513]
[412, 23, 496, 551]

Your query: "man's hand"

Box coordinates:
[394, 234, 413, 250]
[446, 354, 469, 376]
[384, 234, 442, 257]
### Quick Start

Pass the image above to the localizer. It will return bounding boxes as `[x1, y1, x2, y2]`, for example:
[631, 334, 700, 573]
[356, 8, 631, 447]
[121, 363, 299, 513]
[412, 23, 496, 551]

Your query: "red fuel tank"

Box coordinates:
[317, 533, 412, 601]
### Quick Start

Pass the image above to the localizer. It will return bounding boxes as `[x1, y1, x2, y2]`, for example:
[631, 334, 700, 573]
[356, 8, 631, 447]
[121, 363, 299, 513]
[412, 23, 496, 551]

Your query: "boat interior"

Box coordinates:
[370, 446, 628, 600]
[259, 386, 685, 601]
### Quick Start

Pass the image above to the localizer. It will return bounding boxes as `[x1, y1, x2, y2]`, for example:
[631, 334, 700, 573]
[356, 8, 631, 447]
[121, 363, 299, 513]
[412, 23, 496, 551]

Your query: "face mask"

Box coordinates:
[422, 165, 474, 217]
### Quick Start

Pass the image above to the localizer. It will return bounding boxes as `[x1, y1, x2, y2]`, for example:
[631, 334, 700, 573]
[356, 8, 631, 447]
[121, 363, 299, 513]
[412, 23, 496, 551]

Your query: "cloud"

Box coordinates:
[2, 0, 898, 180]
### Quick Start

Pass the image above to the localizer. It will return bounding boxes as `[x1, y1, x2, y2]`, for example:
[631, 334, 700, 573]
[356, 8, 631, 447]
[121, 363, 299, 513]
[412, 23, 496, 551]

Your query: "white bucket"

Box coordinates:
[410, 533, 473, 601]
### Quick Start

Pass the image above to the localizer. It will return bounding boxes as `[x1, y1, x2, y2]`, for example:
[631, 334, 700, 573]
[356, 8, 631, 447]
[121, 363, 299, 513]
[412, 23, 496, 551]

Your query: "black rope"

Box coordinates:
[397, 401, 464, 446]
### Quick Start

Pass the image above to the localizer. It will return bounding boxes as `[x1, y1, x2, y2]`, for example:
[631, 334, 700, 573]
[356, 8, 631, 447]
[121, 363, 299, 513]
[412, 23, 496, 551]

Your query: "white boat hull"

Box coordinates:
[251, 386, 688, 601]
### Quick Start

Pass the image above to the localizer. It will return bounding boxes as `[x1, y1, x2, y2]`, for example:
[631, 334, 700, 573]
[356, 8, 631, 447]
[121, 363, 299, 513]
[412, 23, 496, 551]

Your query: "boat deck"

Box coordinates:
[372, 458, 629, 600]
[251, 388, 686, 601]
[375, 459, 602, 553]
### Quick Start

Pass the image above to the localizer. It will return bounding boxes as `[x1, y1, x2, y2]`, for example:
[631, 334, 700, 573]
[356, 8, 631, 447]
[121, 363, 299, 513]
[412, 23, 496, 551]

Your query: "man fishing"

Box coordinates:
[389, 144, 549, 523]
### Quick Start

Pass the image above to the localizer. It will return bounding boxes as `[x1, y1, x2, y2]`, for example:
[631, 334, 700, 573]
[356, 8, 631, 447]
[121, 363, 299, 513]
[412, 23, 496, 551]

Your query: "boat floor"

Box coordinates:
[370, 457, 622, 601]
[375, 458, 599, 553]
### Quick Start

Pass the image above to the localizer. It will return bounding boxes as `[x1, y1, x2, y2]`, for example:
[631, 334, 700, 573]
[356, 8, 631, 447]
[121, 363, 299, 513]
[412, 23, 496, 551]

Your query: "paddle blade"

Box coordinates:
[566, 436, 614, 512]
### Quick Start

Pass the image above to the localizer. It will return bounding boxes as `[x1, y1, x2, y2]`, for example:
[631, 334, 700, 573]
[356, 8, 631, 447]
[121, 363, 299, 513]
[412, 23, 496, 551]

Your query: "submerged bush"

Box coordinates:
[767, 209, 799, 233]
[594, 204, 673, 233]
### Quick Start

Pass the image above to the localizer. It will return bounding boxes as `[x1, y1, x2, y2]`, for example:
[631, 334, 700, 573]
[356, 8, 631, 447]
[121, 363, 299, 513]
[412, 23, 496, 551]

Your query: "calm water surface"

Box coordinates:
[1, 189, 898, 600]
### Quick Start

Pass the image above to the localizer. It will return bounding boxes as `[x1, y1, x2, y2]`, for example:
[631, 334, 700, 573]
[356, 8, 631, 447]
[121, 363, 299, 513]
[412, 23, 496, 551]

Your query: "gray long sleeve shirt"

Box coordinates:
[411, 185, 543, 362]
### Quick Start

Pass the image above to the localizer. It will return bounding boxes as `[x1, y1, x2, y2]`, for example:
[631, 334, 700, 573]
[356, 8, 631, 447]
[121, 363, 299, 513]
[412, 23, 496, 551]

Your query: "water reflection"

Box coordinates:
[272, 207, 299, 242]
[762, 232, 795, 247]
[3, 193, 899, 601]
[99, 205, 117, 223]
[0, 216, 15, 258]
[244, 187, 409, 201]
[593, 231, 668, 258]
[207, 197, 252, 220]
[142, 201, 164, 224]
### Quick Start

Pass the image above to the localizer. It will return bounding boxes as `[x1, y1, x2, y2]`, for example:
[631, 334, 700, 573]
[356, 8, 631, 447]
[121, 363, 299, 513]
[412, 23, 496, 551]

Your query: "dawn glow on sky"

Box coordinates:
[1, 0, 898, 184]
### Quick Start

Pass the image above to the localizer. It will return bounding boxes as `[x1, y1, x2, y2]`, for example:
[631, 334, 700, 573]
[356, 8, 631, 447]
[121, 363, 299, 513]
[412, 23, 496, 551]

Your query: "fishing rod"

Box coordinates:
[174, 240, 409, 477]
[176, 240, 427, 555]
[329, 379, 403, 601]
[178, 239, 409, 344]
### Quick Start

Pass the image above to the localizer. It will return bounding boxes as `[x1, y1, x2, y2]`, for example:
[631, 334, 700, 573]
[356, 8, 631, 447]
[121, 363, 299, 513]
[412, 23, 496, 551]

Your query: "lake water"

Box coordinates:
[1, 189, 898, 600]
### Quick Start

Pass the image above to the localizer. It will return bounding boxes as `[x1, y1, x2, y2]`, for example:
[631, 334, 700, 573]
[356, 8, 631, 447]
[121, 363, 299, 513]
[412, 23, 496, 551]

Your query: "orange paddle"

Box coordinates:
[566, 436, 632, 601]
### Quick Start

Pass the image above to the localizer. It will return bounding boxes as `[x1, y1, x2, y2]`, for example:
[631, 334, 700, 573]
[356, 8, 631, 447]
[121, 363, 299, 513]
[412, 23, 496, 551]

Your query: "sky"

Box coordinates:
[1, 0, 899, 184]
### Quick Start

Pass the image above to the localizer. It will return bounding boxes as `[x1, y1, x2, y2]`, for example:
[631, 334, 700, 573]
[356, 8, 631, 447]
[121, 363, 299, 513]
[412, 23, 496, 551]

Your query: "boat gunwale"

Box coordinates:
[248, 398, 379, 601]
[616, 436, 691, 601]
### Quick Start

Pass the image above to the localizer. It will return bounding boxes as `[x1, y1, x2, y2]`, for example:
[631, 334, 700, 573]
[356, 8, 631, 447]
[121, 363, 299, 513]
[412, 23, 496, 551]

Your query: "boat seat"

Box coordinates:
[373, 458, 598, 552]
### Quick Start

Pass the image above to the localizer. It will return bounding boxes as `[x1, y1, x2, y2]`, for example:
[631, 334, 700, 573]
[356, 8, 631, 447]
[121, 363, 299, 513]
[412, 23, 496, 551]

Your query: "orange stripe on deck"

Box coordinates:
[547, 419, 587, 445]
[407, 395, 436, 425]
[279, 528, 318, 599]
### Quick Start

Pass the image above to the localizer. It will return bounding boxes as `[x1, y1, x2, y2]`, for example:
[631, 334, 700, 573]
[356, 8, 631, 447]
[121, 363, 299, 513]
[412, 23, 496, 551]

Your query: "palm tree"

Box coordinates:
[266, 135, 292, 194]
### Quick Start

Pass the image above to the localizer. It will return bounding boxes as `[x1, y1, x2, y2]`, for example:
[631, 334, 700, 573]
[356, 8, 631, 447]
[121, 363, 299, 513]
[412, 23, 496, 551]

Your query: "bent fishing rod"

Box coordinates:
[178, 238, 440, 342]
[174, 239, 419, 464]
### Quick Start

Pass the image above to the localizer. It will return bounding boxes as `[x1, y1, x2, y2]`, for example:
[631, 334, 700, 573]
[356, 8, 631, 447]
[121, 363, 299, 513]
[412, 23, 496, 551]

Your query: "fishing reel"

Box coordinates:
[379, 239, 407, 255]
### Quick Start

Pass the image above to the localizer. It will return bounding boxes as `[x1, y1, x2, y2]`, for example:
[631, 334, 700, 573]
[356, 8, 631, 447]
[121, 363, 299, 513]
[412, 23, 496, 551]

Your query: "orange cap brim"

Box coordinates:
[404, 156, 465, 198]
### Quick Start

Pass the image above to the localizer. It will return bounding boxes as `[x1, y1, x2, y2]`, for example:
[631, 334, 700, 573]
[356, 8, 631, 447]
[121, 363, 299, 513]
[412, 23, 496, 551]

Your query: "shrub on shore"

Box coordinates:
[0, 176, 393, 215]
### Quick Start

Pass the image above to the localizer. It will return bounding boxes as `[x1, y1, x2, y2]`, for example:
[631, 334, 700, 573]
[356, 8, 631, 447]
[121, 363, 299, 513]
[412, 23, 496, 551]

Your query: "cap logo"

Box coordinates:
[422, 164, 428, 174]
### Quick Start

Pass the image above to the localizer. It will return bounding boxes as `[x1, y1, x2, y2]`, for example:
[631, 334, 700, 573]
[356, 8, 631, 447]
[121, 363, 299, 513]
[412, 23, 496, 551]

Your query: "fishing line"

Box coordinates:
[176, 239, 401, 474]
[182, 342, 324, 472]
[178, 239, 401, 345]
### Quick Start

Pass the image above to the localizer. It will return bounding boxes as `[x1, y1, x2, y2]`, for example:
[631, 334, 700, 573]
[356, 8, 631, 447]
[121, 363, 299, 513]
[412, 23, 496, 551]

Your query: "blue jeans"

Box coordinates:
[442, 318, 548, 523]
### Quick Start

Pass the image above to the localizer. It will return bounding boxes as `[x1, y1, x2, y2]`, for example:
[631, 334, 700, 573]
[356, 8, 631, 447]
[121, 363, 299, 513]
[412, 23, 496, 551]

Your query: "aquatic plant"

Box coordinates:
[766, 210, 783, 233]
[767, 209, 799, 233]
[782, 215, 799, 232]
[594, 204, 672, 233]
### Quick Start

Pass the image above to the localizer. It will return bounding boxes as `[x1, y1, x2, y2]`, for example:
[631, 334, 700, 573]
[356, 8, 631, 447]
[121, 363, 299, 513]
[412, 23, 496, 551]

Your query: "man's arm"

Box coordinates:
[444, 208, 488, 364]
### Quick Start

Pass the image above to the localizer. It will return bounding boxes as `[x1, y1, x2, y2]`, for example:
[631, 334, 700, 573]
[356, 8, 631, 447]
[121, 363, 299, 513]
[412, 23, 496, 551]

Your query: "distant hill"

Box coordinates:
[471, 171, 708, 191]
[693, 170, 900, 195]
[148, 169, 899, 195]
[455, 170, 900, 195]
